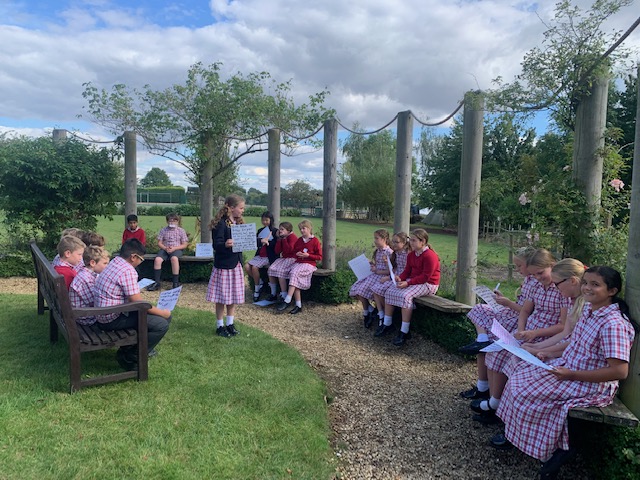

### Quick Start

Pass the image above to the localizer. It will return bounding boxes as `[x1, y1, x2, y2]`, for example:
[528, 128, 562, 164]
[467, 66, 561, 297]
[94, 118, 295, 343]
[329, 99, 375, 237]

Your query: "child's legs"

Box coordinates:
[358, 295, 370, 310]
[287, 284, 296, 297]
[384, 304, 395, 316]
[154, 256, 164, 269]
[293, 288, 301, 303]
[226, 304, 236, 317]
[401, 306, 413, 323]
[215, 303, 225, 319]
[488, 369, 508, 399]
[278, 277, 288, 293]
[244, 262, 252, 275]
[170, 255, 180, 275]
[373, 292, 385, 313]
[477, 353, 488, 381]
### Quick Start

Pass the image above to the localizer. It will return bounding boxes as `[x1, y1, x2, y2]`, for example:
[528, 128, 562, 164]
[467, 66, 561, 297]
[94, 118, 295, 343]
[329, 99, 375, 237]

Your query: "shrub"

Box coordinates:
[175, 204, 200, 217]
[0, 252, 35, 277]
[305, 267, 356, 304]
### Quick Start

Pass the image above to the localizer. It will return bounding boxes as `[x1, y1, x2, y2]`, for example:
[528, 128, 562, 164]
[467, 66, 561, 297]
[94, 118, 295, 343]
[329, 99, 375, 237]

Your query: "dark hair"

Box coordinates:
[81, 231, 105, 247]
[371, 229, 390, 260]
[279, 221, 293, 232]
[261, 211, 275, 227]
[585, 266, 636, 328]
[127, 214, 138, 222]
[120, 238, 146, 258]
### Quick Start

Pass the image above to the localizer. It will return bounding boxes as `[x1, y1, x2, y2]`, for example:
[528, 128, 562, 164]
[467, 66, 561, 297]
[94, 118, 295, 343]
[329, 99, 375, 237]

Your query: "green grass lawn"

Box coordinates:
[0, 294, 335, 480]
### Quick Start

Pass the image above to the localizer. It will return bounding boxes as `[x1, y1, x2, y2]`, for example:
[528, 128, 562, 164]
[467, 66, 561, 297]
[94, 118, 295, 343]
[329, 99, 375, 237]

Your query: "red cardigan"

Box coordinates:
[275, 233, 299, 259]
[293, 236, 322, 265]
[399, 247, 440, 286]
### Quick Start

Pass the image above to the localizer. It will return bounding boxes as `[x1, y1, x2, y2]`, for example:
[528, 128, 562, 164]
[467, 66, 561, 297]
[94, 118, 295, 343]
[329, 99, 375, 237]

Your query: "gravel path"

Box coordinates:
[1, 278, 591, 479]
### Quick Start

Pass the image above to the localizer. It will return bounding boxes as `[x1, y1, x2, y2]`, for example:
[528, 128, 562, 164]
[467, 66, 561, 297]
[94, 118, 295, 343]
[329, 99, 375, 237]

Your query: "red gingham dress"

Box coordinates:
[486, 281, 569, 373]
[248, 256, 270, 269]
[268, 257, 296, 279]
[497, 303, 635, 461]
[370, 251, 409, 297]
[384, 248, 440, 309]
[349, 246, 393, 300]
[289, 263, 317, 290]
[206, 263, 245, 304]
[467, 275, 538, 339]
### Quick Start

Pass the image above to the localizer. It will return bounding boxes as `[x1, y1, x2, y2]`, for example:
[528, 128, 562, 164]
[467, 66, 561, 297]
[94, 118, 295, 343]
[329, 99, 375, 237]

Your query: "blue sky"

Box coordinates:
[0, 0, 636, 191]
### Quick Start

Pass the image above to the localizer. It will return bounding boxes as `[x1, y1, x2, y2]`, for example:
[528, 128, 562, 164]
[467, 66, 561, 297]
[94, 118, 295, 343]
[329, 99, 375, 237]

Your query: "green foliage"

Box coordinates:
[137, 258, 212, 282]
[311, 268, 356, 304]
[282, 180, 322, 209]
[577, 421, 640, 479]
[412, 310, 476, 354]
[137, 186, 186, 204]
[139, 167, 172, 187]
[0, 252, 34, 277]
[245, 187, 268, 206]
[0, 135, 122, 251]
[339, 129, 396, 222]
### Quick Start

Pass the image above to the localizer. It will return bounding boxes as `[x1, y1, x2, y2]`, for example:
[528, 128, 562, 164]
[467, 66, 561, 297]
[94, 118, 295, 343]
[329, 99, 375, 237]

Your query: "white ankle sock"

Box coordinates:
[363, 309, 369, 317]
[489, 396, 500, 410]
[226, 315, 234, 326]
[400, 322, 410, 334]
[295, 300, 302, 308]
[383, 315, 392, 326]
[477, 333, 490, 342]
[216, 319, 224, 327]
[368, 305, 374, 313]
[269, 283, 277, 295]
[284, 295, 292, 303]
[477, 380, 489, 391]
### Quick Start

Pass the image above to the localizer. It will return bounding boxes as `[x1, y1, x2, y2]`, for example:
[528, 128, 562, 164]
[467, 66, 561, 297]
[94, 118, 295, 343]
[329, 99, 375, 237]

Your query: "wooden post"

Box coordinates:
[456, 91, 484, 305]
[571, 72, 609, 261]
[394, 111, 413, 235]
[52, 129, 67, 143]
[322, 119, 338, 270]
[124, 131, 137, 227]
[267, 129, 281, 226]
[620, 64, 640, 418]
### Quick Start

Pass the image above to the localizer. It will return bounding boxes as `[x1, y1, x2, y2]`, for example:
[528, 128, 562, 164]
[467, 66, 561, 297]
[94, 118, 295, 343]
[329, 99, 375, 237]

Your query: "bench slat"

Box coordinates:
[569, 397, 639, 428]
[143, 254, 212, 263]
[413, 295, 472, 313]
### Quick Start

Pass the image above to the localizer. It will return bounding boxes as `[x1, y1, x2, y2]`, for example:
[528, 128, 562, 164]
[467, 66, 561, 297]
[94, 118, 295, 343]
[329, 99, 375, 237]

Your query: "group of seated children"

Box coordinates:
[52, 226, 171, 372]
[458, 247, 636, 479]
[348, 228, 441, 346]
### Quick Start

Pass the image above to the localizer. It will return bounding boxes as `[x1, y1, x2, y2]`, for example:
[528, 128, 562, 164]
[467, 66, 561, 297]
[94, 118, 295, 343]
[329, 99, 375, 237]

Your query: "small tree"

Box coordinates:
[0, 135, 122, 250]
[139, 167, 172, 187]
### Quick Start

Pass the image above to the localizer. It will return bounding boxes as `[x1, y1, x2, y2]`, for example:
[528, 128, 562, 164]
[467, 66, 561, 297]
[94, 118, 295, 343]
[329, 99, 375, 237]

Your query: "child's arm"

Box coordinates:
[495, 293, 522, 313]
[523, 316, 573, 351]
[518, 307, 567, 342]
[128, 292, 171, 319]
[515, 299, 534, 335]
[551, 358, 629, 382]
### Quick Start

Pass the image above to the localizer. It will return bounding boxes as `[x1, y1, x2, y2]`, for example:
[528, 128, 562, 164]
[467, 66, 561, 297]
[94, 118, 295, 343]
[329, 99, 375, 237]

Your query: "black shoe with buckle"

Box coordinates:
[374, 324, 394, 337]
[216, 326, 231, 337]
[266, 294, 278, 302]
[539, 448, 578, 478]
[490, 432, 513, 450]
[276, 300, 291, 312]
[460, 386, 490, 400]
[226, 324, 239, 336]
[289, 306, 302, 315]
[458, 340, 493, 355]
[146, 282, 159, 292]
[392, 331, 411, 346]
[364, 314, 374, 329]
[253, 292, 260, 302]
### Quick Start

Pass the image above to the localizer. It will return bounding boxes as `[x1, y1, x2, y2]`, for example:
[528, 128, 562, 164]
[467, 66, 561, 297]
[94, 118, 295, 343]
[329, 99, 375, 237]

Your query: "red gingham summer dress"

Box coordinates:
[349, 246, 393, 300]
[370, 251, 409, 297]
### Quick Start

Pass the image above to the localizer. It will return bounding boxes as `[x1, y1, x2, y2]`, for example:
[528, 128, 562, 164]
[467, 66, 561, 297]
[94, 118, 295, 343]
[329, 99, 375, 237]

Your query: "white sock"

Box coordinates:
[295, 300, 302, 308]
[226, 315, 234, 326]
[269, 283, 277, 295]
[368, 305, 374, 313]
[216, 319, 224, 328]
[480, 400, 491, 411]
[362, 309, 369, 317]
[383, 315, 393, 326]
[477, 380, 489, 392]
[489, 396, 500, 410]
[378, 310, 385, 319]
[477, 333, 490, 342]
[400, 322, 410, 334]
[280, 291, 286, 299]
[255, 285, 261, 293]
[284, 295, 292, 303]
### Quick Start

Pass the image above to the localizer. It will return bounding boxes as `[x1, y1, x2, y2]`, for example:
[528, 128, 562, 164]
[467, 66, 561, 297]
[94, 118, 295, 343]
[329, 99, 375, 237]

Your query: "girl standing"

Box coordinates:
[206, 194, 246, 337]
[381, 229, 440, 346]
[267, 222, 298, 301]
[349, 229, 393, 328]
[372, 232, 410, 335]
[495, 266, 635, 479]
[275, 220, 322, 314]
[245, 211, 278, 301]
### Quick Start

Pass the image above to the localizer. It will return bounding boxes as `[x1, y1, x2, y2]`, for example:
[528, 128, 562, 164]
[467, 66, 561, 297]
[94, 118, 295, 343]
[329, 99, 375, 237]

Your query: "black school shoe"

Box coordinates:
[289, 306, 302, 315]
[374, 324, 394, 337]
[363, 314, 374, 328]
[459, 386, 490, 400]
[226, 324, 239, 336]
[539, 448, 578, 478]
[489, 432, 513, 450]
[146, 282, 159, 292]
[458, 340, 493, 355]
[216, 326, 231, 337]
[276, 300, 291, 312]
[392, 331, 411, 346]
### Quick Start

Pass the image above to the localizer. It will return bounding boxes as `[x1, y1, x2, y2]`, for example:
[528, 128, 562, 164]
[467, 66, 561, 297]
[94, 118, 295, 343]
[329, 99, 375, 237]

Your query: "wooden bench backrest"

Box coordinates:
[30, 242, 81, 344]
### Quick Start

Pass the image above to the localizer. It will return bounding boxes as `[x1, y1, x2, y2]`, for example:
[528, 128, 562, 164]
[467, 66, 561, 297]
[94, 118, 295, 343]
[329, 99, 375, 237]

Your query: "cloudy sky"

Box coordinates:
[1, 0, 638, 192]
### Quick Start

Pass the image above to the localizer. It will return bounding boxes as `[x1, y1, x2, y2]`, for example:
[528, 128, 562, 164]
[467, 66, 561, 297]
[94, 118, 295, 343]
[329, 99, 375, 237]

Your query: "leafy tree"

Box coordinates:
[139, 167, 172, 187]
[82, 62, 334, 241]
[246, 187, 268, 206]
[339, 129, 396, 222]
[0, 135, 122, 250]
[282, 180, 320, 208]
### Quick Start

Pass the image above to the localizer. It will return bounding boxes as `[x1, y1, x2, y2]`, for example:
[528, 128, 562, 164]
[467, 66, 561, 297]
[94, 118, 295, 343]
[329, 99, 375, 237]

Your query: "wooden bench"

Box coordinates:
[414, 295, 473, 314]
[30, 241, 152, 392]
[143, 254, 212, 263]
[569, 396, 639, 428]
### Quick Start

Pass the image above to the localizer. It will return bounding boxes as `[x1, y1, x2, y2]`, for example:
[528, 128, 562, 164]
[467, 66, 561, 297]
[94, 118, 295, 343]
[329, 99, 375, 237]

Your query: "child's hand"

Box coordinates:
[261, 238, 269, 245]
[521, 343, 537, 354]
[494, 289, 504, 297]
[296, 251, 309, 258]
[495, 296, 511, 306]
[549, 366, 574, 381]
[370, 263, 376, 272]
[225, 239, 234, 248]
[397, 281, 408, 288]
[380, 276, 390, 283]
[158, 309, 172, 319]
[515, 330, 536, 342]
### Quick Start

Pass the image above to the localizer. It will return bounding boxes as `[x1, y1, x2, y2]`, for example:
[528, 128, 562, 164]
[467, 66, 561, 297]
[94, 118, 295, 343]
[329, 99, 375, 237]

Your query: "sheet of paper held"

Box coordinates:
[489, 319, 555, 371]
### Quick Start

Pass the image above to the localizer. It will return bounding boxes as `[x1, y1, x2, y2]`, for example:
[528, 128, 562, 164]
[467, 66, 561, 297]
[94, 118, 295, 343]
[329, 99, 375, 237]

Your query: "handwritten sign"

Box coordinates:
[195, 243, 213, 258]
[157, 285, 182, 311]
[231, 223, 257, 253]
[348, 254, 373, 282]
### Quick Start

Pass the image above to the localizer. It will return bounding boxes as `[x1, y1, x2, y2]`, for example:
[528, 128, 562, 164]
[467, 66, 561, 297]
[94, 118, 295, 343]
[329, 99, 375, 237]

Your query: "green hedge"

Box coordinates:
[0, 253, 35, 277]
[137, 258, 212, 283]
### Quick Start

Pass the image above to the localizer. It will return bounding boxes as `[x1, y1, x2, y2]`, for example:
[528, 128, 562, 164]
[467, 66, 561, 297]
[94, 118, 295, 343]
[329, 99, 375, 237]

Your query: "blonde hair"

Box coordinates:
[298, 219, 313, 233]
[60, 228, 83, 239]
[514, 246, 536, 262]
[57, 236, 86, 257]
[410, 228, 431, 249]
[527, 248, 556, 268]
[552, 258, 586, 327]
[83, 245, 109, 265]
[210, 194, 245, 230]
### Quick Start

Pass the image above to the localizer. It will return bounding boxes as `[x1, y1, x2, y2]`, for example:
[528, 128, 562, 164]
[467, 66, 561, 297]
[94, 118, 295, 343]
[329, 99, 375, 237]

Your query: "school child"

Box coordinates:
[81, 230, 106, 248]
[266, 222, 298, 301]
[372, 232, 410, 335]
[458, 246, 537, 400]
[275, 220, 322, 314]
[206, 194, 246, 337]
[53, 235, 86, 289]
[379, 229, 440, 346]
[52, 228, 85, 272]
[122, 214, 146, 246]
[493, 267, 635, 479]
[521, 258, 586, 361]
[94, 239, 171, 371]
[147, 212, 189, 291]
[473, 248, 570, 424]
[245, 211, 279, 301]
[69, 245, 110, 326]
[349, 229, 393, 328]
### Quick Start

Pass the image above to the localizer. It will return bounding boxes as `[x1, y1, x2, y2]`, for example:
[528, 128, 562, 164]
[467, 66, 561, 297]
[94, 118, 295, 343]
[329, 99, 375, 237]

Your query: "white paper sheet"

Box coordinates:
[480, 343, 505, 353]
[386, 255, 397, 286]
[195, 243, 213, 257]
[138, 278, 155, 289]
[490, 319, 554, 371]
[231, 223, 258, 253]
[254, 299, 277, 306]
[258, 227, 272, 240]
[473, 285, 503, 312]
[348, 254, 373, 282]
[157, 286, 182, 311]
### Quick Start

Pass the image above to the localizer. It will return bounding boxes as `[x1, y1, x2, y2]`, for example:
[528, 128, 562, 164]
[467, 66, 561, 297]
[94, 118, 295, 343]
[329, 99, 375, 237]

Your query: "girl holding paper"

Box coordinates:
[380, 229, 440, 346]
[494, 266, 635, 478]
[245, 211, 279, 301]
[372, 232, 410, 335]
[206, 194, 246, 337]
[348, 229, 392, 328]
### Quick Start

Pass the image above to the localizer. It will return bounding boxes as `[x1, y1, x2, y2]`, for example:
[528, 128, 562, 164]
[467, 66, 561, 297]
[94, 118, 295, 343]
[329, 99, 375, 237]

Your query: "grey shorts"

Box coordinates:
[157, 249, 184, 261]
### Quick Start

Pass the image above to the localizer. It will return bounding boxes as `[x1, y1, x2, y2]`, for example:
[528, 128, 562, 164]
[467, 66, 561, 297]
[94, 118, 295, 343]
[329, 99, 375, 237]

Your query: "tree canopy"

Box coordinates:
[139, 167, 172, 187]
